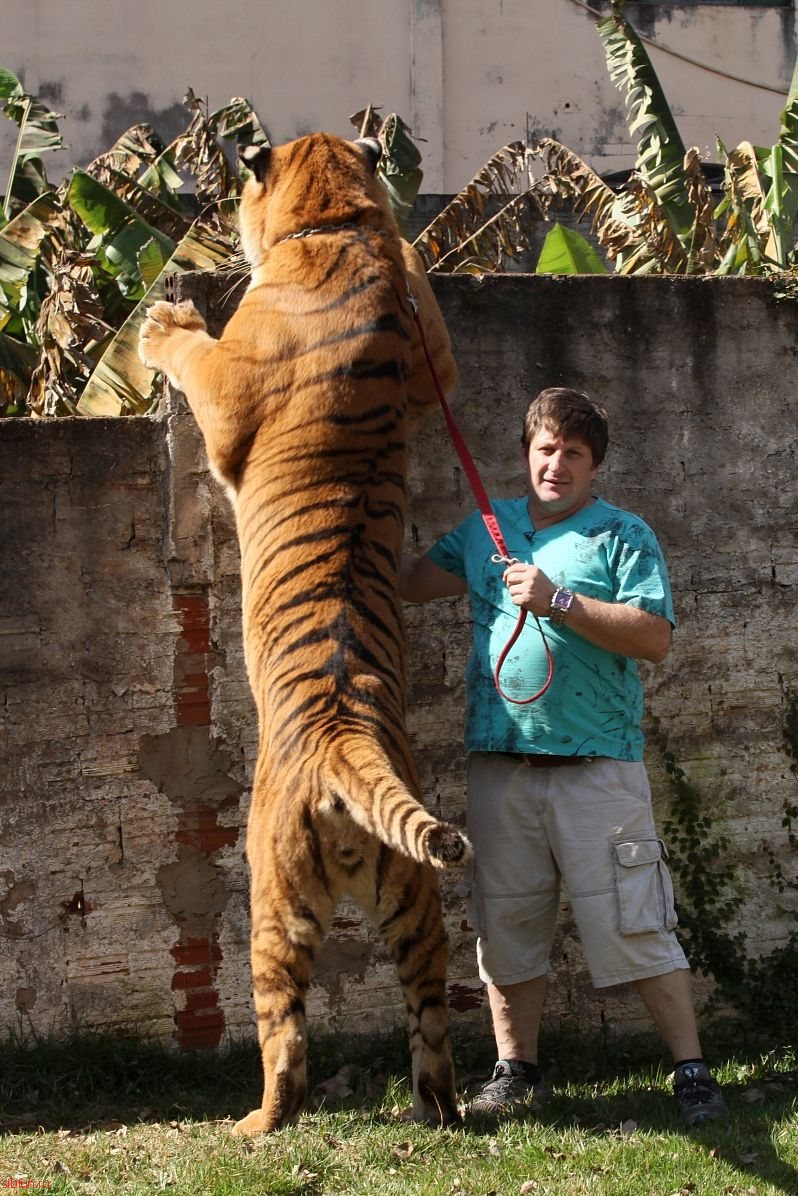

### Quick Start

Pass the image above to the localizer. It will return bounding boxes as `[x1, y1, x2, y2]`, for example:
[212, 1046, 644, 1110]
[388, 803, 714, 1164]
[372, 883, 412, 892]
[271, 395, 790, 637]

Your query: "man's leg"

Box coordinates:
[633, 968, 701, 1061]
[634, 966, 726, 1125]
[545, 759, 727, 1126]
[465, 753, 557, 1116]
[487, 974, 548, 1063]
[469, 975, 548, 1115]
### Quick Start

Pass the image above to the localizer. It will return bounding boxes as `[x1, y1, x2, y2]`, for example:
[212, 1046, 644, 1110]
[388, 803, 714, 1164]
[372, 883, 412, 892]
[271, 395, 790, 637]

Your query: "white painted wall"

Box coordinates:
[2, 1, 795, 193]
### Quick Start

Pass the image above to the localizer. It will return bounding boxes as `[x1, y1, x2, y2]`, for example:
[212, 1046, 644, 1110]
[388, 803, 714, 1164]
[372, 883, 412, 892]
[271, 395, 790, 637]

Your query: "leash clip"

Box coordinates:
[491, 553, 520, 567]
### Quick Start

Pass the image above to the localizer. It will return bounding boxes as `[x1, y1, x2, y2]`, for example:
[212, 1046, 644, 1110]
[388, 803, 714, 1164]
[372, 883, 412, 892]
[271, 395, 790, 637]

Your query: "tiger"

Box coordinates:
[139, 131, 471, 1135]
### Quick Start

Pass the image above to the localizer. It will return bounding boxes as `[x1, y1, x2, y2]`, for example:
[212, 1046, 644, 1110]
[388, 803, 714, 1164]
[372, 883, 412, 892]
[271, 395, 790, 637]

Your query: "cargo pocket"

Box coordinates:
[612, 838, 678, 935]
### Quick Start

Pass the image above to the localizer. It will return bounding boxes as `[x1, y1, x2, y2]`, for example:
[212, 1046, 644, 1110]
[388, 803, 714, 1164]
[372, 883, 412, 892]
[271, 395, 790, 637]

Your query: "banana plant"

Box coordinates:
[413, 141, 546, 273]
[0, 68, 65, 222]
[72, 92, 270, 416]
[531, 4, 798, 278]
[0, 75, 271, 415]
[714, 50, 798, 273]
[596, 4, 694, 248]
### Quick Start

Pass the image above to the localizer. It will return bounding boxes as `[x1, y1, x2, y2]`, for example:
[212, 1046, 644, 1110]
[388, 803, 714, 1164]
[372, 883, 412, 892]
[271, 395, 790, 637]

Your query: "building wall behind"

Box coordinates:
[1, 274, 797, 1049]
[1, 0, 794, 192]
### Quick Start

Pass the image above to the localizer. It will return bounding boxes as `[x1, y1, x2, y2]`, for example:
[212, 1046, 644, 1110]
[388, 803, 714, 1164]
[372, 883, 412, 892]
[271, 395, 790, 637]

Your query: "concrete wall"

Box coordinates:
[1, 273, 797, 1049]
[1, 0, 794, 192]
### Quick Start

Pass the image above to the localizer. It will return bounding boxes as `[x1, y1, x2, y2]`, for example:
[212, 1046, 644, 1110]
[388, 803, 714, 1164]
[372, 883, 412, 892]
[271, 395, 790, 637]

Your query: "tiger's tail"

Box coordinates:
[322, 738, 471, 869]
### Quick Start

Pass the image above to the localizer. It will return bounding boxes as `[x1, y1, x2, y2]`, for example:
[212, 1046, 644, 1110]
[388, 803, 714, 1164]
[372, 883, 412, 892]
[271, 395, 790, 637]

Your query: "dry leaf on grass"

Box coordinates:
[391, 1141, 415, 1161]
[291, 1164, 319, 1182]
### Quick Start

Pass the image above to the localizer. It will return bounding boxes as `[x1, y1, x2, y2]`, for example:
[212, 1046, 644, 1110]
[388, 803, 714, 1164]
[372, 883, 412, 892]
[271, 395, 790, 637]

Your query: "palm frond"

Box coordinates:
[683, 148, 720, 273]
[27, 250, 115, 416]
[1, 70, 65, 219]
[426, 190, 545, 274]
[413, 142, 533, 270]
[597, 8, 694, 243]
[171, 89, 239, 204]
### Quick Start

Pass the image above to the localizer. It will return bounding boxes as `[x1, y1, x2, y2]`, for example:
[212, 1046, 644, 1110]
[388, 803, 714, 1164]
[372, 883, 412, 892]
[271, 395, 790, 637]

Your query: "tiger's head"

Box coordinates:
[236, 132, 397, 270]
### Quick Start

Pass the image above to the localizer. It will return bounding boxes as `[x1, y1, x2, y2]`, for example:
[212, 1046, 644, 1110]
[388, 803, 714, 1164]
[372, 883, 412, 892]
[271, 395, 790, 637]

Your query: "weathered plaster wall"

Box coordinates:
[1, 274, 796, 1050]
[1, 0, 794, 192]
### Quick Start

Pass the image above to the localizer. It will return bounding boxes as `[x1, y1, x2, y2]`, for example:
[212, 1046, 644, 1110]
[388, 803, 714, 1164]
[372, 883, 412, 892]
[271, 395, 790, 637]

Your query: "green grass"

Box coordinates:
[0, 1025, 796, 1195]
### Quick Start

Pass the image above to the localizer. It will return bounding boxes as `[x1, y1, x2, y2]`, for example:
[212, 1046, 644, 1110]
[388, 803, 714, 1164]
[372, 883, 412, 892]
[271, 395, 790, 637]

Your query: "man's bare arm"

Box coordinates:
[503, 562, 672, 663]
[400, 554, 468, 603]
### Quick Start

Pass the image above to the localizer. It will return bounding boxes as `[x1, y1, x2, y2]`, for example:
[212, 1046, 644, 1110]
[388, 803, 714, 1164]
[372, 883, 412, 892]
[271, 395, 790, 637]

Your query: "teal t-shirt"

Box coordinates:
[427, 496, 675, 760]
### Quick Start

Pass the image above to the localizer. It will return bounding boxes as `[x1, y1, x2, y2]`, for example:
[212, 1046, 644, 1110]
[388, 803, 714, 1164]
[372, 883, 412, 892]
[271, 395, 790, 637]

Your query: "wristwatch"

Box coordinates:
[549, 587, 574, 627]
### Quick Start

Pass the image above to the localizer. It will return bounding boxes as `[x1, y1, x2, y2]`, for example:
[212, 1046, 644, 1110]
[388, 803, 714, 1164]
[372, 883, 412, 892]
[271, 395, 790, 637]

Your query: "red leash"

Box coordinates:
[409, 296, 554, 705]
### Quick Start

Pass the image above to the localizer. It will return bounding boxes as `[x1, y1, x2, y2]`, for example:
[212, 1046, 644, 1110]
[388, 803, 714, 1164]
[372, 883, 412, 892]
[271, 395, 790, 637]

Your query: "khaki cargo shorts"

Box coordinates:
[465, 752, 689, 988]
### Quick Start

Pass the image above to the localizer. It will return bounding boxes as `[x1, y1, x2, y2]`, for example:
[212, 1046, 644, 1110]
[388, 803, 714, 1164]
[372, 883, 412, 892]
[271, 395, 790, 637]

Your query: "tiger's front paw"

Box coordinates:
[138, 300, 207, 371]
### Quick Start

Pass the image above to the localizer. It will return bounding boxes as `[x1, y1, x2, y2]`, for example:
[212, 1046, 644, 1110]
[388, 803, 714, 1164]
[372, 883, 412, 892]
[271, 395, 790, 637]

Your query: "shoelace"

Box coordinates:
[676, 1078, 717, 1105]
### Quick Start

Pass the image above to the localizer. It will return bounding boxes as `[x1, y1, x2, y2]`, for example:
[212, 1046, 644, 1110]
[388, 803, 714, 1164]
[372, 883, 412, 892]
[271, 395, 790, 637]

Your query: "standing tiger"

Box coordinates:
[139, 132, 470, 1134]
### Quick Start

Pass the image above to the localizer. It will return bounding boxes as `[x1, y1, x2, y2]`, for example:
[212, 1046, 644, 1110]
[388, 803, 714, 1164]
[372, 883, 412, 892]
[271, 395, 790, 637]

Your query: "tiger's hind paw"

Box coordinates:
[231, 1107, 297, 1136]
[424, 823, 472, 869]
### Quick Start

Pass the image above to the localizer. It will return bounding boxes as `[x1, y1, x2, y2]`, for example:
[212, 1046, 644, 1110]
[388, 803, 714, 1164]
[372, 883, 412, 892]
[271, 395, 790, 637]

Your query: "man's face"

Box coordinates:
[524, 423, 599, 522]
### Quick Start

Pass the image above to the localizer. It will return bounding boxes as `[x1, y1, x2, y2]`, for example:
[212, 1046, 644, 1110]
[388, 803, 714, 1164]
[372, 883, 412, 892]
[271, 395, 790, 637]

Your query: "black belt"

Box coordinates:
[504, 752, 587, 768]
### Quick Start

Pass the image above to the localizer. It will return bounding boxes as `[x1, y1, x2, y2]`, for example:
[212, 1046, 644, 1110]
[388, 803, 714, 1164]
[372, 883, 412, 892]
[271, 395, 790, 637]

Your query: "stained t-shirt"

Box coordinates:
[426, 496, 675, 761]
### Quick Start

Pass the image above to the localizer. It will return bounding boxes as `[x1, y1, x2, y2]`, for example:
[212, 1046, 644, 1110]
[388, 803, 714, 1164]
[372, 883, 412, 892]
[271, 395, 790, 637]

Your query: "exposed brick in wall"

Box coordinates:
[1, 275, 796, 1047]
[173, 593, 212, 728]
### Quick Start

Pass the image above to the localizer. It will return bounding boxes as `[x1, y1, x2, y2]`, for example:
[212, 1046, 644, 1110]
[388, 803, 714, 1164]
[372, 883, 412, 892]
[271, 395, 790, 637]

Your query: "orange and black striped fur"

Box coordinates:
[139, 132, 470, 1134]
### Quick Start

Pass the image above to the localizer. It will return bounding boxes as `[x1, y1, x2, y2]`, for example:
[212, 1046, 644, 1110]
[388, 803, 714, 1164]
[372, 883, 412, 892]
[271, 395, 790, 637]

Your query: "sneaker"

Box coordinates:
[673, 1061, 728, 1127]
[467, 1059, 547, 1117]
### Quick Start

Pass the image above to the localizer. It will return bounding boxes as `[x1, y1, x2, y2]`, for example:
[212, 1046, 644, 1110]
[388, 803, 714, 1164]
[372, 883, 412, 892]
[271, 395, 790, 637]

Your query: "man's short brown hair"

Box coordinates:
[521, 387, 609, 466]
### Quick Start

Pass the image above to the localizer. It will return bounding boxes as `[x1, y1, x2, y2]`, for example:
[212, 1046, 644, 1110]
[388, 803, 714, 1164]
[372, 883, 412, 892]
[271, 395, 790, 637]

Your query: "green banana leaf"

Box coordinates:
[67, 170, 176, 300]
[1, 68, 64, 219]
[76, 215, 235, 416]
[137, 238, 170, 290]
[377, 114, 423, 234]
[535, 223, 608, 275]
[597, 9, 694, 244]
[755, 52, 798, 266]
[210, 95, 271, 151]
[137, 150, 187, 214]
[0, 191, 62, 333]
[350, 107, 423, 233]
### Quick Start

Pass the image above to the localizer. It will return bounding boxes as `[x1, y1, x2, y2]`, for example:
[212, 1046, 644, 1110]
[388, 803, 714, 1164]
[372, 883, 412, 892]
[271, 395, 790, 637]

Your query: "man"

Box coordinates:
[400, 388, 726, 1127]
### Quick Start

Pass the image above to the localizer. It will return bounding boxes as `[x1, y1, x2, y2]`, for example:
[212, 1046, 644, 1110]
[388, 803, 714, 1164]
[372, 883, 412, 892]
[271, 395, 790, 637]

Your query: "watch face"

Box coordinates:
[553, 589, 572, 610]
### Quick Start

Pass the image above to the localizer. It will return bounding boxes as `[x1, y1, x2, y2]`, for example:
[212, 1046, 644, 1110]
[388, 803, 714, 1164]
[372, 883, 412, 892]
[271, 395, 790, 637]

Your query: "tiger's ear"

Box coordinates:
[354, 137, 382, 173]
[238, 143, 272, 183]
